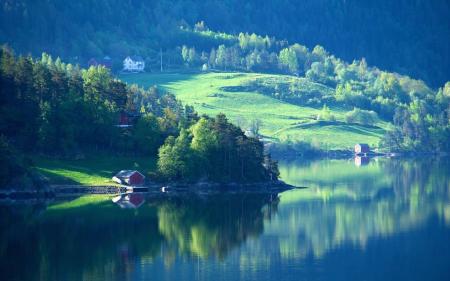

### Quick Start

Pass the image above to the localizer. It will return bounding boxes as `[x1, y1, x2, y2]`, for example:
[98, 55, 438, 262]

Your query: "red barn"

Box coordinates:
[116, 111, 140, 128]
[112, 170, 145, 186]
[119, 111, 130, 126]
[354, 143, 370, 154]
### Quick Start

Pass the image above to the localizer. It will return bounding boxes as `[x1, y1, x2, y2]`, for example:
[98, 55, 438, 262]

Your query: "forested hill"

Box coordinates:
[0, 47, 279, 186]
[1, 0, 449, 87]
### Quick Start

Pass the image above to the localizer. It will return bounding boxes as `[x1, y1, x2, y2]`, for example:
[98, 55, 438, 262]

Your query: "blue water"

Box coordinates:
[0, 157, 449, 281]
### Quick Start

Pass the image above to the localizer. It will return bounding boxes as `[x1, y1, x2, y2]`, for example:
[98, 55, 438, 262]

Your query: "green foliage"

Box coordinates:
[191, 117, 218, 154]
[2, 47, 276, 185]
[382, 100, 450, 152]
[1, 0, 447, 87]
[345, 108, 378, 126]
[34, 155, 156, 185]
[158, 114, 277, 183]
[0, 46, 191, 159]
[157, 130, 197, 180]
[0, 137, 29, 187]
[316, 105, 335, 121]
[133, 113, 163, 155]
[279, 48, 299, 74]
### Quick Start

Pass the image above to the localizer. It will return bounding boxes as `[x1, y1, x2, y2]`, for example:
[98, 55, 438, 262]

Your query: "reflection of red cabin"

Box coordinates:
[128, 193, 145, 206]
[112, 193, 145, 209]
[355, 156, 370, 166]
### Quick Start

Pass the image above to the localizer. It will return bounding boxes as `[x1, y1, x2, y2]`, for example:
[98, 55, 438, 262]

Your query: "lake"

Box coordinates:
[1, 157, 449, 281]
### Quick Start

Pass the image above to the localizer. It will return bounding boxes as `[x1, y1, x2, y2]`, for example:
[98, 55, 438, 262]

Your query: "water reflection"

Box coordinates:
[0, 192, 278, 280]
[158, 193, 278, 260]
[354, 156, 370, 166]
[113, 193, 146, 209]
[274, 157, 450, 258]
[0, 157, 449, 280]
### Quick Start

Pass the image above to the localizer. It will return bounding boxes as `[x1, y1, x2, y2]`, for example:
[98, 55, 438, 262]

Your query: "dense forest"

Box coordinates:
[0, 47, 278, 186]
[0, 0, 448, 87]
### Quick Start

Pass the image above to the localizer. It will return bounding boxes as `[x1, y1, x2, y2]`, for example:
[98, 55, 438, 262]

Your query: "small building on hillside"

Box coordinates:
[354, 143, 370, 154]
[112, 170, 145, 186]
[123, 56, 145, 72]
[115, 110, 140, 128]
[119, 111, 130, 127]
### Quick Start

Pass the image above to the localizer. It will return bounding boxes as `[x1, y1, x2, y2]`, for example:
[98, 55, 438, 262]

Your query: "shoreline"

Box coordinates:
[2, 153, 448, 200]
[0, 180, 296, 200]
[270, 150, 449, 161]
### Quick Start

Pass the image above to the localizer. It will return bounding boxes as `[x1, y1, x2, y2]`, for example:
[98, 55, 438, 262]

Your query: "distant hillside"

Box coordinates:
[120, 67, 449, 153]
[0, 0, 449, 87]
[121, 72, 389, 151]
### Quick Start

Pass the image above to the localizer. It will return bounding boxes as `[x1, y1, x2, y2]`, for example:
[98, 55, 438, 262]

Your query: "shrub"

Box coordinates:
[316, 104, 336, 121]
[345, 107, 378, 125]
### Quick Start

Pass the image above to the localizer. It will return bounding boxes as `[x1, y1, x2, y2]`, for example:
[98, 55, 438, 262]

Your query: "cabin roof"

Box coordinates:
[356, 143, 370, 148]
[115, 170, 144, 179]
[131, 55, 144, 61]
[125, 55, 144, 62]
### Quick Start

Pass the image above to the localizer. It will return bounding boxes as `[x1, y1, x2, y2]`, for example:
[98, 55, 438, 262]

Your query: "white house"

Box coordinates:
[123, 56, 145, 72]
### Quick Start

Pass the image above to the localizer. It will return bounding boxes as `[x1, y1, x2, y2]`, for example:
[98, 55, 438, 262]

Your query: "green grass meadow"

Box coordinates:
[34, 155, 156, 185]
[121, 72, 388, 150]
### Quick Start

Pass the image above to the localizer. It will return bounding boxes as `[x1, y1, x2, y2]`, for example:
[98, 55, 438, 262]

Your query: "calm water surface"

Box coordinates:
[1, 157, 449, 281]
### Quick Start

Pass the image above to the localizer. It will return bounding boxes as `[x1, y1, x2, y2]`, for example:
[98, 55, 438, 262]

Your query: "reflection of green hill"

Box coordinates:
[279, 158, 387, 186]
[279, 158, 391, 202]
[266, 158, 450, 259]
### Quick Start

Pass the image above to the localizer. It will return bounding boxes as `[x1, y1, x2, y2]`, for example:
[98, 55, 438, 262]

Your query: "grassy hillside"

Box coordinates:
[34, 156, 156, 185]
[121, 72, 388, 150]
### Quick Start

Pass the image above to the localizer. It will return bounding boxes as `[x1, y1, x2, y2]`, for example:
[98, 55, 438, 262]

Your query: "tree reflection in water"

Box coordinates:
[0, 158, 449, 281]
[265, 157, 450, 259]
[0, 192, 279, 280]
[155, 193, 279, 261]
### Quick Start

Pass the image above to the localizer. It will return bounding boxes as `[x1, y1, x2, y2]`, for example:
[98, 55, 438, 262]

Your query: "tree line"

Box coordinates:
[0, 46, 278, 186]
[0, 0, 448, 87]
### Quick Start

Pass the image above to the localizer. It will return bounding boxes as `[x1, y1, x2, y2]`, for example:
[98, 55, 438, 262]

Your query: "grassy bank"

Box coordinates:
[121, 72, 388, 150]
[33, 155, 156, 186]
